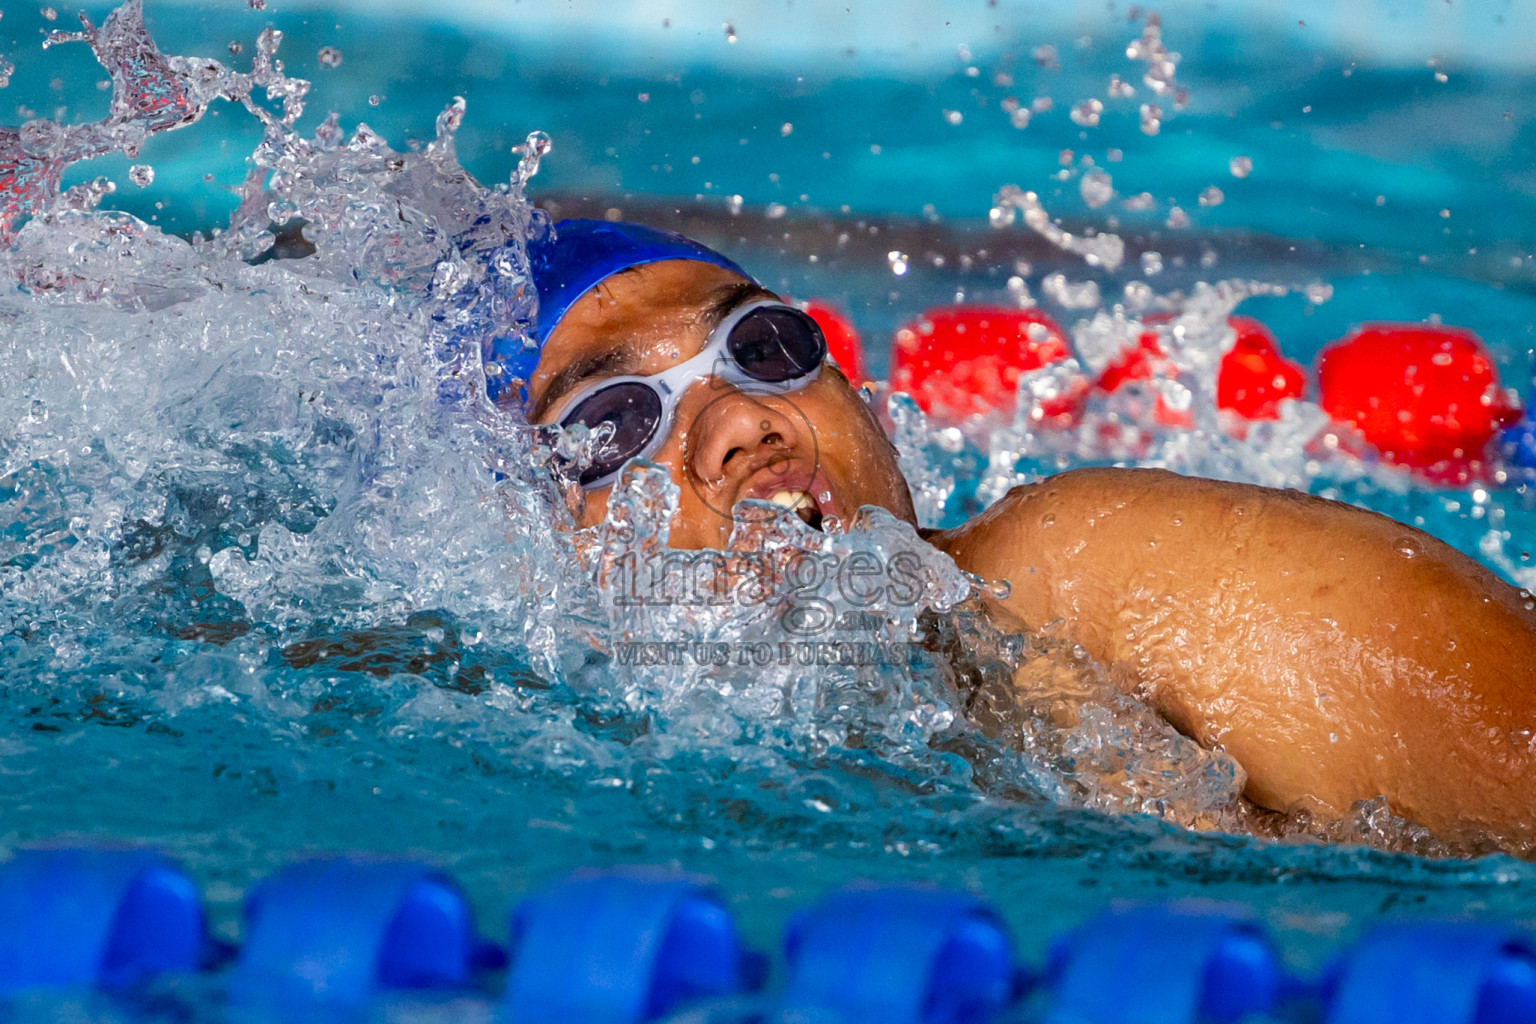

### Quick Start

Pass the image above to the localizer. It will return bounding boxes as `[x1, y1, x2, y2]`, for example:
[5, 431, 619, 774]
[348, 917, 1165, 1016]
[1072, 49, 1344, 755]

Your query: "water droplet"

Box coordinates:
[943, 109, 963, 126]
[1070, 98, 1103, 127]
[317, 46, 342, 68]
[1304, 282, 1333, 304]
[725, 194, 743, 215]
[247, 0, 265, 9]
[368, 94, 382, 107]
[780, 121, 793, 136]
[1229, 154, 1252, 178]
[1165, 206, 1189, 229]
[765, 202, 787, 219]
[227, 41, 243, 56]
[1006, 275, 1033, 305]
[1394, 536, 1423, 559]
[127, 163, 154, 187]
[1198, 185, 1224, 207]
[887, 251, 909, 276]
[1080, 168, 1114, 209]
[0, 57, 13, 89]
[723, 22, 737, 43]
[40, 6, 57, 21]
[513, 129, 552, 185]
[1139, 102, 1162, 135]
[1108, 74, 1135, 99]
[1041, 273, 1100, 309]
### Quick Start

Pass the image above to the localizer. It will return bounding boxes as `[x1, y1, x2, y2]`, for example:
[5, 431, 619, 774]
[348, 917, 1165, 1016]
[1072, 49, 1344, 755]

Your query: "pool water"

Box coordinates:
[2, 0, 1536, 1012]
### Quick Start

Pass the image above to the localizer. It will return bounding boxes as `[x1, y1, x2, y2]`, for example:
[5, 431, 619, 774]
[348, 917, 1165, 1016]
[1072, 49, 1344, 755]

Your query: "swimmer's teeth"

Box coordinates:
[767, 489, 823, 529]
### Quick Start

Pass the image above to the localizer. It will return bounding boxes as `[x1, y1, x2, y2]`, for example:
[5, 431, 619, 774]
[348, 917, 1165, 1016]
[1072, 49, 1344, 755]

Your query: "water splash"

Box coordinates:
[1125, 12, 1187, 111]
[992, 185, 1126, 272]
[557, 463, 1245, 827]
[1, 1, 298, 239]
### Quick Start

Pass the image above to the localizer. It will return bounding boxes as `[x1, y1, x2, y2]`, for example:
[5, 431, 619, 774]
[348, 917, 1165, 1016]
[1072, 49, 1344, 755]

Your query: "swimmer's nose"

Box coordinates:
[686, 388, 804, 486]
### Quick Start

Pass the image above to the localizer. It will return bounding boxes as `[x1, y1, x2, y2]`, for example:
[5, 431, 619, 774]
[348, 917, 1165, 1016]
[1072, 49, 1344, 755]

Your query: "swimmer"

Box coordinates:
[502, 218, 1536, 847]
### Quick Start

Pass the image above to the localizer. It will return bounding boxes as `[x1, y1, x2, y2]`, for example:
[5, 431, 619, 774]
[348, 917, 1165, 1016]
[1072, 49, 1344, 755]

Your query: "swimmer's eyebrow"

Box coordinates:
[532, 280, 776, 421]
[532, 346, 642, 421]
[696, 280, 776, 332]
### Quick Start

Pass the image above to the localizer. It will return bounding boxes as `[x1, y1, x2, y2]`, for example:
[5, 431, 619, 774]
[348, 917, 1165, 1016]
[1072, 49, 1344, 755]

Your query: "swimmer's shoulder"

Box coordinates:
[929, 466, 1178, 570]
[934, 464, 1536, 637]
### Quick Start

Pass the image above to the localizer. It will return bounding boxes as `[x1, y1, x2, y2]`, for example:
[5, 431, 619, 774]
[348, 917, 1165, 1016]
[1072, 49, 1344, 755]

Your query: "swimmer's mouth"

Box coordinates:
[737, 464, 841, 531]
[768, 489, 824, 530]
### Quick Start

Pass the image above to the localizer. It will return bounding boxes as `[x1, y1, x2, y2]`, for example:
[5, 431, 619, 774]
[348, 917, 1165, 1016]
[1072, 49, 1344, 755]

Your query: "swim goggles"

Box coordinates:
[553, 298, 827, 490]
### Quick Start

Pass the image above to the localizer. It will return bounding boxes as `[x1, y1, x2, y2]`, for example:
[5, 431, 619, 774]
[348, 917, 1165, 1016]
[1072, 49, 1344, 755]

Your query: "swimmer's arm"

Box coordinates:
[930, 466, 1536, 839]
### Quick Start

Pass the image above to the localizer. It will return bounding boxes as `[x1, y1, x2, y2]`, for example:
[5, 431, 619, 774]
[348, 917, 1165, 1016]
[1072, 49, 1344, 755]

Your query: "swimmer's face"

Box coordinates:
[528, 259, 918, 549]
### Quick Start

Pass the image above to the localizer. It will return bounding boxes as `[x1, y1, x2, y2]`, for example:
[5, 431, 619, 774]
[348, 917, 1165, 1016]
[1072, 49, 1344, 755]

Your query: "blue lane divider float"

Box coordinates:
[2, 844, 1536, 1024]
[1324, 921, 1536, 1024]
[234, 856, 477, 1009]
[1502, 408, 1536, 470]
[0, 847, 204, 994]
[1043, 901, 1282, 1024]
[779, 884, 1021, 1024]
[504, 868, 750, 1024]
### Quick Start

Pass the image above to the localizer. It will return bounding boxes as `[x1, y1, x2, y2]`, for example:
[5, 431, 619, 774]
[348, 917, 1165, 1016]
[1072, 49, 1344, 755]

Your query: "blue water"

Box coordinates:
[3, 0, 1536, 1012]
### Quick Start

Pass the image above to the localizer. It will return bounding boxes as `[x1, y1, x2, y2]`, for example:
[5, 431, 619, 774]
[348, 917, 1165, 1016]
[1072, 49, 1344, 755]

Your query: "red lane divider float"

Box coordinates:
[1217, 316, 1309, 421]
[1318, 323, 1523, 483]
[1094, 314, 1307, 430]
[886, 305, 1306, 428]
[818, 300, 1525, 485]
[889, 306, 1072, 420]
[801, 300, 867, 387]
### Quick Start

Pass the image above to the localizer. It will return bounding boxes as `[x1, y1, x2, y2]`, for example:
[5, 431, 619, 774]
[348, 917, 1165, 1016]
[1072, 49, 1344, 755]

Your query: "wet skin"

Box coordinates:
[527, 258, 1536, 845]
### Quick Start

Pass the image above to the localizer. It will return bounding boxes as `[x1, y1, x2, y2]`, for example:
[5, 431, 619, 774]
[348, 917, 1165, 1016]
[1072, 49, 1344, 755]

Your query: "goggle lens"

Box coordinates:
[566, 381, 664, 488]
[727, 306, 827, 383]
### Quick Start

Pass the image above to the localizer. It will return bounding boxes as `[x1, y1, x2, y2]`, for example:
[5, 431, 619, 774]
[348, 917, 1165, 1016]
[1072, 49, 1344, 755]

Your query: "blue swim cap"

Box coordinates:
[486, 218, 754, 406]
